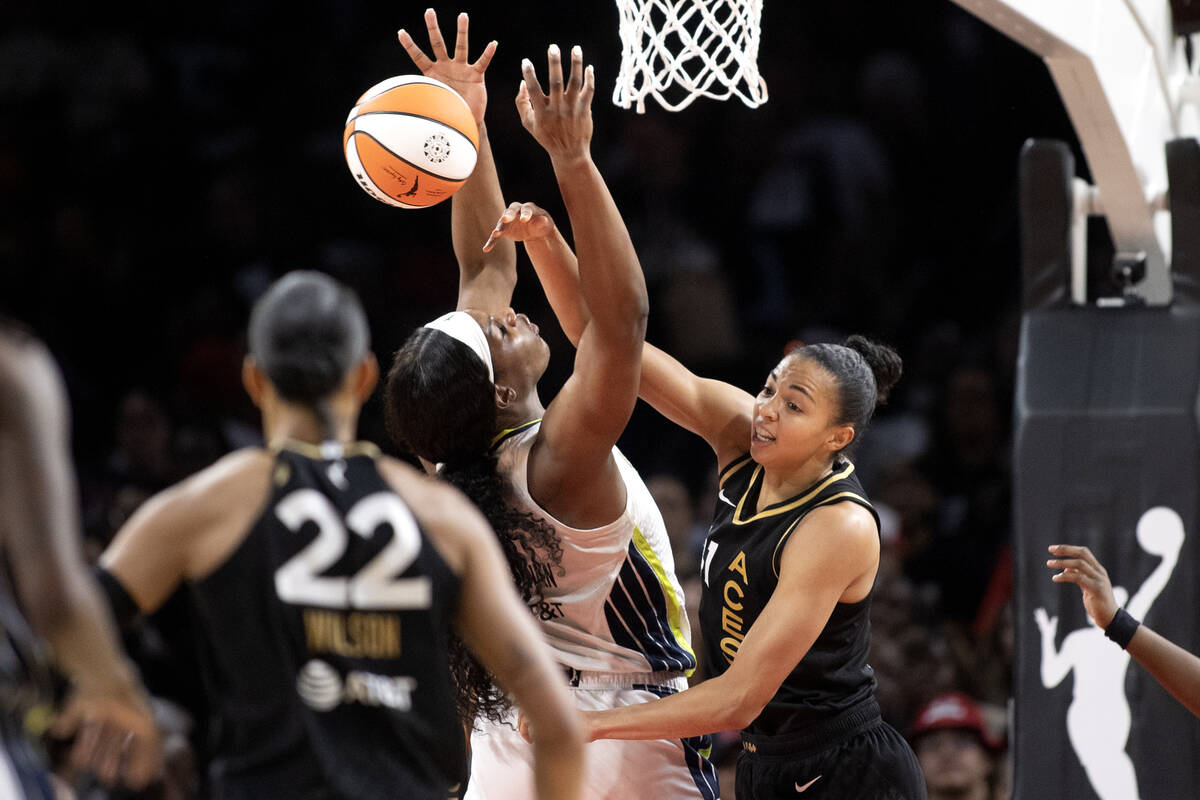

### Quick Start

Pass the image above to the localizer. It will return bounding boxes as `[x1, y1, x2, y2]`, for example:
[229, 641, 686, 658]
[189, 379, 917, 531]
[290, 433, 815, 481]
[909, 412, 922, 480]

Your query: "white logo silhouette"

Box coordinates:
[1034, 506, 1185, 800]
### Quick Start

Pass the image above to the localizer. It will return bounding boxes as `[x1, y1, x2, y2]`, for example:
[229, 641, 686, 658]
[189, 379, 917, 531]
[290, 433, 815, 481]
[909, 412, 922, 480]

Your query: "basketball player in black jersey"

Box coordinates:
[0, 323, 160, 797]
[496, 204, 928, 798]
[97, 272, 583, 800]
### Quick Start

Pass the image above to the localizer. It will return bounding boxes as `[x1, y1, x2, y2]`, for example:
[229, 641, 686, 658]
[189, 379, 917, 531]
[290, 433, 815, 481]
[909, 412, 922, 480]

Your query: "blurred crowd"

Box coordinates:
[0, 1, 1087, 796]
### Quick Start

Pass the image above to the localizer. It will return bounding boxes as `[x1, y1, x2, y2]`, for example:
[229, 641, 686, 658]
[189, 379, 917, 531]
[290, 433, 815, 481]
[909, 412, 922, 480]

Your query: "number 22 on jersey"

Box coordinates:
[273, 489, 432, 610]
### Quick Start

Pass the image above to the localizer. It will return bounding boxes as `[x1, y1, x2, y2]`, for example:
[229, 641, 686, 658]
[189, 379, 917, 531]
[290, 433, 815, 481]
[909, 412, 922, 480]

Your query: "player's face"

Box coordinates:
[465, 308, 550, 388]
[750, 355, 851, 472]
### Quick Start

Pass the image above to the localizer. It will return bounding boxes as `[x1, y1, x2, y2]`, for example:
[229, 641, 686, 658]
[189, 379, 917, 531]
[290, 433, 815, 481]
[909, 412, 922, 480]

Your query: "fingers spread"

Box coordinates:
[424, 8, 449, 60]
[568, 45, 583, 93]
[547, 44, 564, 100]
[474, 39, 498, 73]
[397, 30, 434, 73]
[520, 60, 546, 102]
[454, 12, 470, 61]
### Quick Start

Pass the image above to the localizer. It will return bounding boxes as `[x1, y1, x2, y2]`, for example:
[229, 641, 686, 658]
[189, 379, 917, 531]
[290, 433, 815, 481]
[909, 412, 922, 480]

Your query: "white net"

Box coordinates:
[613, 0, 768, 113]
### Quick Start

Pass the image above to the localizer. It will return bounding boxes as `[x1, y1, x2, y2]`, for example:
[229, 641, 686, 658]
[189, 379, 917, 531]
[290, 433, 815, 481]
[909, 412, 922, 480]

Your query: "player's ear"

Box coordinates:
[494, 381, 517, 410]
[828, 423, 855, 453]
[242, 356, 268, 407]
[352, 353, 379, 401]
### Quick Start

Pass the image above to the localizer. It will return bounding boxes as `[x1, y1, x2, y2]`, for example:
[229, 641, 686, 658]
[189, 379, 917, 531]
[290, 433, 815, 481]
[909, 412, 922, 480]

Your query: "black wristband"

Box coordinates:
[1104, 607, 1141, 650]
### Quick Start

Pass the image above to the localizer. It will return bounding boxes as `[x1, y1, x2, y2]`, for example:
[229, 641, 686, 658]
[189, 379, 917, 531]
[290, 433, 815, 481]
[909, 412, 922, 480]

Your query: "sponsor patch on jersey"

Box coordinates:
[296, 659, 418, 712]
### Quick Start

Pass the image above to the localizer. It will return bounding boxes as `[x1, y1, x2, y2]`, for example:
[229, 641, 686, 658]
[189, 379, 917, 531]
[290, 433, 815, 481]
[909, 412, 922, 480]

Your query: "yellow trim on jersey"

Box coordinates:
[489, 418, 541, 450]
[718, 454, 755, 488]
[733, 462, 856, 525]
[769, 491, 870, 578]
[631, 524, 697, 675]
[270, 439, 381, 459]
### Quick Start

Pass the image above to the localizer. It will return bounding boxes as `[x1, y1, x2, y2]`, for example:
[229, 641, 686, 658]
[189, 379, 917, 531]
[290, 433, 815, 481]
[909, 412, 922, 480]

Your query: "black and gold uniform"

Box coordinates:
[698, 454, 925, 800]
[190, 442, 465, 800]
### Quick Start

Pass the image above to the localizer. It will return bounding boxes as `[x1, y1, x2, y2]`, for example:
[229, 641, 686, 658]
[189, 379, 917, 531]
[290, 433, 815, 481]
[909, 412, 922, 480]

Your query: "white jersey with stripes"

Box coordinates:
[492, 421, 696, 675]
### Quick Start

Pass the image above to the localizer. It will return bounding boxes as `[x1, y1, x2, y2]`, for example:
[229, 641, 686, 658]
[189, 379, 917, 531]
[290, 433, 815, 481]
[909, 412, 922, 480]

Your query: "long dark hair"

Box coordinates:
[385, 327, 562, 726]
[247, 271, 369, 438]
[790, 335, 902, 454]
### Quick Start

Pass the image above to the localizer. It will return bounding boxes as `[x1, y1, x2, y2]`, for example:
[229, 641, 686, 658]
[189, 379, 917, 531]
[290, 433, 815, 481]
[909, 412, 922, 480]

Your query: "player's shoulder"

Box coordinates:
[0, 331, 59, 414]
[154, 447, 275, 522]
[796, 501, 879, 557]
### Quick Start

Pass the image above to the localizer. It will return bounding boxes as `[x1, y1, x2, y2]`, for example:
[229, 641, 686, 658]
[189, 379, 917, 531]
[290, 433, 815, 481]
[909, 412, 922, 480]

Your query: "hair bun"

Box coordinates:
[845, 335, 902, 404]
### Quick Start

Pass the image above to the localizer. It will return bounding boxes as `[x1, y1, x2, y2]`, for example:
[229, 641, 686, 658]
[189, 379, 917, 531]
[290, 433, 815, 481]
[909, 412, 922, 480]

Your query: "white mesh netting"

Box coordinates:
[613, 0, 768, 113]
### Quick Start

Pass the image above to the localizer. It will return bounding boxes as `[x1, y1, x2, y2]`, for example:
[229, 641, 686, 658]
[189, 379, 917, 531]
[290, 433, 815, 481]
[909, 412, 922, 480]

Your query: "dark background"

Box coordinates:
[0, 0, 1088, 790]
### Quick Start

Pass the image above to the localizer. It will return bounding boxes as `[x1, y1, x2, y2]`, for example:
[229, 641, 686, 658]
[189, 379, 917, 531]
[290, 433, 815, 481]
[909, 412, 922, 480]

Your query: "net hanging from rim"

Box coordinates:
[613, 0, 768, 113]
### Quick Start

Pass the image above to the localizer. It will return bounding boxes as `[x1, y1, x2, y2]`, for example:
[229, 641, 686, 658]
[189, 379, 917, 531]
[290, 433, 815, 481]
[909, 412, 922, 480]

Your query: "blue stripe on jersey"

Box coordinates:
[636, 684, 720, 800]
[603, 542, 697, 673]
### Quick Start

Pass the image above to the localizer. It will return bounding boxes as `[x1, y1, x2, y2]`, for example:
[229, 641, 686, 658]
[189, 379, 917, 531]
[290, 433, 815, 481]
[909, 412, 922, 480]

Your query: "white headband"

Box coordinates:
[423, 311, 494, 382]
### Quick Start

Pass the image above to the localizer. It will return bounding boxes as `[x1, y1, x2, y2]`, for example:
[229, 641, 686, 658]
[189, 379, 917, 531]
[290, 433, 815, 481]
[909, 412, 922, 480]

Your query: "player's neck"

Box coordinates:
[758, 457, 839, 510]
[496, 392, 544, 432]
[263, 400, 358, 446]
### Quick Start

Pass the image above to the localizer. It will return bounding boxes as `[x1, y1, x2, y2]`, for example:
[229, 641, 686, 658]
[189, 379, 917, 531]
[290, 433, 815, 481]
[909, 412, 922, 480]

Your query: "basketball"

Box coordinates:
[343, 75, 479, 209]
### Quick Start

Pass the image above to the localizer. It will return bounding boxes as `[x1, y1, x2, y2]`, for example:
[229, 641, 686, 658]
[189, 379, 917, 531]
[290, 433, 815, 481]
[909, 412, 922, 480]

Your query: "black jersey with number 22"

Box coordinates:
[190, 442, 465, 800]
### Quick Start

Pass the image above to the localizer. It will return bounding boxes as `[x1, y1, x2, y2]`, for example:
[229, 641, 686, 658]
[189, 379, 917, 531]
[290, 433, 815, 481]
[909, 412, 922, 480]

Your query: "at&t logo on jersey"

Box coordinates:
[296, 659, 418, 712]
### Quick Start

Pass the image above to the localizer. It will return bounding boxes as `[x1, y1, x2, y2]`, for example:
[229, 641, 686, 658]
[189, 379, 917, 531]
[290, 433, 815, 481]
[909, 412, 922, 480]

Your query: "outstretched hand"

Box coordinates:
[398, 9, 497, 124]
[516, 44, 595, 163]
[51, 686, 163, 789]
[483, 202, 557, 252]
[1047, 544, 1120, 628]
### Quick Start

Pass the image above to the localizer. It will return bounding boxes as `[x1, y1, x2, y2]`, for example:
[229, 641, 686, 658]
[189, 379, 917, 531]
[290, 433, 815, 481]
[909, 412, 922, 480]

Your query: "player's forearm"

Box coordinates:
[42, 580, 143, 698]
[588, 674, 752, 741]
[531, 721, 584, 800]
[524, 227, 589, 346]
[1128, 625, 1200, 719]
[451, 123, 516, 304]
[549, 155, 647, 342]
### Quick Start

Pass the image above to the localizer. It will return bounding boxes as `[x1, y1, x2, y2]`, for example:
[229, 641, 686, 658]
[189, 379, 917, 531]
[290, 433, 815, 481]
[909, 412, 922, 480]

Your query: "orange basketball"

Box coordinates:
[343, 75, 479, 209]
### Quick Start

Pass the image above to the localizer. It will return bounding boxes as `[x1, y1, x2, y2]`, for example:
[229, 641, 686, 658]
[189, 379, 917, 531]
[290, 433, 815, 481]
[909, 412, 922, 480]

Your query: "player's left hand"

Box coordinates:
[483, 201, 557, 252]
[51, 687, 163, 789]
[398, 9, 497, 125]
[1047, 543, 1120, 628]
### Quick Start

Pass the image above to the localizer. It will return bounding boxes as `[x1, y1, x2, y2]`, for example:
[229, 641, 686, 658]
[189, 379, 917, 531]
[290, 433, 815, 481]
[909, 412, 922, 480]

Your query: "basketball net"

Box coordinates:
[613, 0, 769, 113]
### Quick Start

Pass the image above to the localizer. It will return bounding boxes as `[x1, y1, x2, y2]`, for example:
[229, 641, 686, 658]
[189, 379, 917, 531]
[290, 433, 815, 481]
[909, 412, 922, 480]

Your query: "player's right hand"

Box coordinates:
[51, 686, 163, 790]
[1047, 543, 1119, 628]
[483, 202, 556, 252]
[516, 44, 595, 162]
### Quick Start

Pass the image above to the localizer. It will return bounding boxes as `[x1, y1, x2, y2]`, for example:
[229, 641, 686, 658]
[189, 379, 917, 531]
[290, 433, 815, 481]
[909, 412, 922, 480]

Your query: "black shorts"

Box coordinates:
[735, 700, 926, 800]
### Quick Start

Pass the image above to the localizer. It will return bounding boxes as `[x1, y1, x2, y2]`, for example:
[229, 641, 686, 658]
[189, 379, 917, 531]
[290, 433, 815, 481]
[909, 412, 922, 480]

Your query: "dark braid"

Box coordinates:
[385, 329, 563, 727]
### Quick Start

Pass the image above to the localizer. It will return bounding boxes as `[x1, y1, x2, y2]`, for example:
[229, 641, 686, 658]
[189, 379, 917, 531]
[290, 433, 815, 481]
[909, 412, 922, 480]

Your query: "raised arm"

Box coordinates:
[0, 334, 160, 789]
[1049, 542, 1200, 718]
[487, 203, 753, 467]
[398, 10, 516, 312]
[505, 47, 649, 523]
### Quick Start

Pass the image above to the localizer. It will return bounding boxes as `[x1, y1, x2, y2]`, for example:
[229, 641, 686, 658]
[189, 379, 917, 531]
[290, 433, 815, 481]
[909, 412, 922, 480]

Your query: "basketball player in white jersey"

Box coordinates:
[386, 12, 715, 800]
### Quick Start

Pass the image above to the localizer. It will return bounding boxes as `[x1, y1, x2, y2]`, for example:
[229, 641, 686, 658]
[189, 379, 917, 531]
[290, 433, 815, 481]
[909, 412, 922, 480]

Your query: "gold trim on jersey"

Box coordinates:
[769, 491, 870, 579]
[732, 461, 856, 525]
[269, 439, 381, 460]
[489, 418, 541, 452]
[718, 454, 755, 488]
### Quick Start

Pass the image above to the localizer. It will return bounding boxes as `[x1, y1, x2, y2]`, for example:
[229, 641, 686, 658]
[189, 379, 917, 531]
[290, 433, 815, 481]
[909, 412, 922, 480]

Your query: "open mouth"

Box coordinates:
[752, 427, 775, 443]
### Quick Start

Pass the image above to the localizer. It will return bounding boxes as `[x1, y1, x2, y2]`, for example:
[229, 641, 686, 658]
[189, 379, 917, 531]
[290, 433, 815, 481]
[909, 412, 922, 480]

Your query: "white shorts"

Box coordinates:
[464, 682, 719, 800]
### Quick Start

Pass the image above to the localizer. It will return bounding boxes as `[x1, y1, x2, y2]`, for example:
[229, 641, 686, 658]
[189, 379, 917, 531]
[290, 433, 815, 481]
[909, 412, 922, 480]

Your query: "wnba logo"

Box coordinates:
[297, 659, 343, 711]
